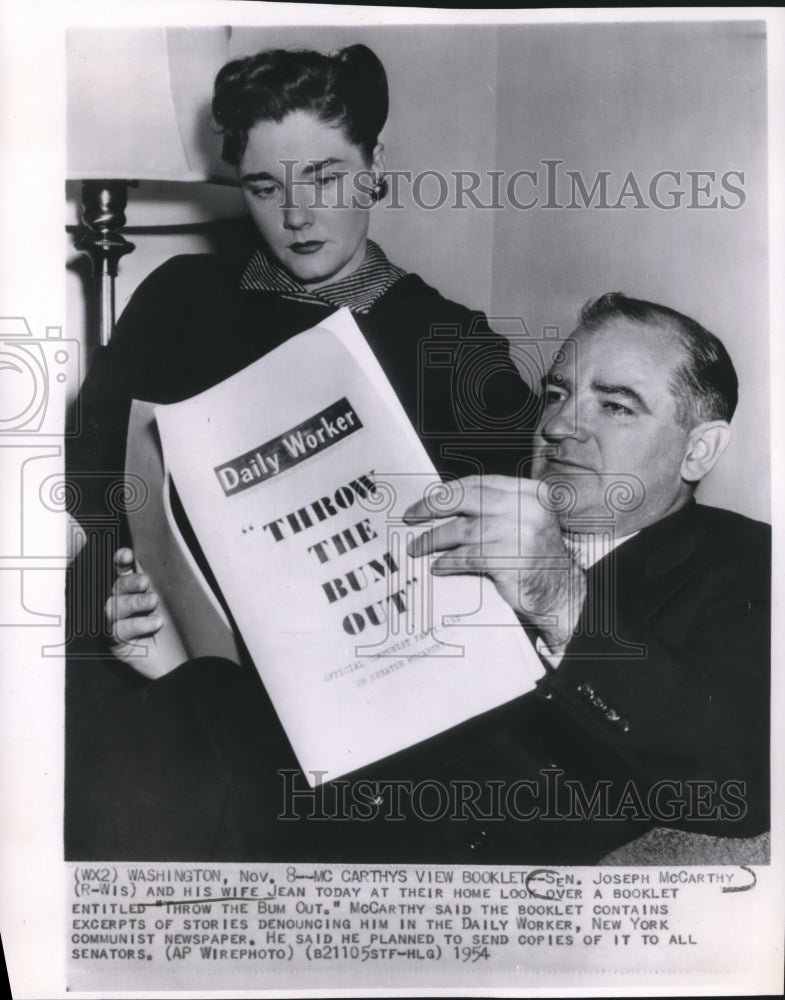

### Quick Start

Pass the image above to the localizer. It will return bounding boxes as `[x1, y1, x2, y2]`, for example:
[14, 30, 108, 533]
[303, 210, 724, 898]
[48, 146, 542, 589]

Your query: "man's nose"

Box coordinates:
[540, 397, 584, 441]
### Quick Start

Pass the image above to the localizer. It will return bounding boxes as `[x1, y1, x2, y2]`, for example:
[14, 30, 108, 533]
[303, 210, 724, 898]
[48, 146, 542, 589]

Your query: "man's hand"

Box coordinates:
[106, 548, 164, 665]
[404, 475, 586, 655]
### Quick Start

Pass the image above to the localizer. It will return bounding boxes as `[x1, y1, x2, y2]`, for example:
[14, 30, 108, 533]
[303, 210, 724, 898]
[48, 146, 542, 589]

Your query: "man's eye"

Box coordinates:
[544, 387, 567, 405]
[602, 401, 634, 416]
[314, 174, 338, 188]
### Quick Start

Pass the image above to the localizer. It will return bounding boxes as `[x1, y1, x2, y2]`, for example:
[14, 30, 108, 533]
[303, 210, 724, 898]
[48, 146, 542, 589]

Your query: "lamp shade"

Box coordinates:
[67, 26, 237, 184]
[67, 27, 249, 349]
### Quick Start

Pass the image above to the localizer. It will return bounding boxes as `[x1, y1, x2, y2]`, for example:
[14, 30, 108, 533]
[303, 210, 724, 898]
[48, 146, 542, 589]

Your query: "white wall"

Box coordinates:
[491, 21, 769, 521]
[67, 20, 769, 521]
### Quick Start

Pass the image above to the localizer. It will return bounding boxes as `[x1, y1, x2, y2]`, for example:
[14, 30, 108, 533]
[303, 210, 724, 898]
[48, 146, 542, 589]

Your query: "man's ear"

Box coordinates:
[680, 420, 732, 483]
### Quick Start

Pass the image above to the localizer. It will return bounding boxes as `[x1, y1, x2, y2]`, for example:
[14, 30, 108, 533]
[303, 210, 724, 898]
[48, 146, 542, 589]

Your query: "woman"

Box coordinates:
[66, 44, 538, 861]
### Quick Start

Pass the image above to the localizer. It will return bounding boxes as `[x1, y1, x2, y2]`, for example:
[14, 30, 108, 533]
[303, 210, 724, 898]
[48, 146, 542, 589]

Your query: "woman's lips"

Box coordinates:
[289, 241, 325, 255]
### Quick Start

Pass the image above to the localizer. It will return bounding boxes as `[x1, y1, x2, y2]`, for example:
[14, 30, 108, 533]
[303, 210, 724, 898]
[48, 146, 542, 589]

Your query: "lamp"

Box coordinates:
[67, 27, 245, 346]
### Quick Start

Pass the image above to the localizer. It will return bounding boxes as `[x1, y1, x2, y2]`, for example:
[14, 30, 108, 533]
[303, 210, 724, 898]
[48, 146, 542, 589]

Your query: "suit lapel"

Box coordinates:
[591, 499, 709, 624]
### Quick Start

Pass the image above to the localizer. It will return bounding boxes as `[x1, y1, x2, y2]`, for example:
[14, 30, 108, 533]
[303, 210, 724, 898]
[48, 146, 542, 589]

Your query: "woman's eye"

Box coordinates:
[314, 174, 337, 188]
[250, 184, 280, 200]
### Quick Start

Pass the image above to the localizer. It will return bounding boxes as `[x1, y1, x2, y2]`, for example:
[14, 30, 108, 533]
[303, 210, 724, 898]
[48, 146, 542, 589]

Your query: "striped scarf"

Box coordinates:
[239, 239, 406, 315]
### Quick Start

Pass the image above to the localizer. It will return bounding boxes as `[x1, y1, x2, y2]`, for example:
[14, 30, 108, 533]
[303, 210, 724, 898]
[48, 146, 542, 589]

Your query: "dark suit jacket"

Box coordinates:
[423, 498, 770, 864]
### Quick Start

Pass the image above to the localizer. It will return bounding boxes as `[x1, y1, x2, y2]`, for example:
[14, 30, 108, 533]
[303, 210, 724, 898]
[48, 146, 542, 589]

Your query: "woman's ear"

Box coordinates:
[371, 142, 386, 175]
[680, 420, 732, 483]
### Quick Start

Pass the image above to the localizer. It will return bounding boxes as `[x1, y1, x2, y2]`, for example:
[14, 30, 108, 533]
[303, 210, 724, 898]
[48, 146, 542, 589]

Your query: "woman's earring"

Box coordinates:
[371, 176, 388, 204]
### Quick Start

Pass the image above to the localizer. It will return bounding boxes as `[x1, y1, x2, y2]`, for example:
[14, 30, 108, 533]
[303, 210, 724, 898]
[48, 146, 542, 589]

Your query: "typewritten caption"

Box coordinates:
[66, 862, 763, 989]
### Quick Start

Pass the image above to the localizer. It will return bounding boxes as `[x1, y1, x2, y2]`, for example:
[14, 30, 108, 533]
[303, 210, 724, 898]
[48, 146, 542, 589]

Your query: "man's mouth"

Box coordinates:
[545, 457, 592, 472]
[289, 241, 325, 255]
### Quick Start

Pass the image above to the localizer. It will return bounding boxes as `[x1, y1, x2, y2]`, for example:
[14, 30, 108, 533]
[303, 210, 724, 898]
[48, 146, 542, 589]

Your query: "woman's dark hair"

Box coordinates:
[212, 44, 389, 166]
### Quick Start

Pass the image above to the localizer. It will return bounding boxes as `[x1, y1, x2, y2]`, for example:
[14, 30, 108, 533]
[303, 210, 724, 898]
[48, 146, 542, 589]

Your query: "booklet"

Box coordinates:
[126, 308, 542, 783]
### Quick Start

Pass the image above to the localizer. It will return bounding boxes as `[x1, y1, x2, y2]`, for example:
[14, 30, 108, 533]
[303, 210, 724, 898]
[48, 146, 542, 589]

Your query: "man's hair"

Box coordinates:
[578, 292, 738, 427]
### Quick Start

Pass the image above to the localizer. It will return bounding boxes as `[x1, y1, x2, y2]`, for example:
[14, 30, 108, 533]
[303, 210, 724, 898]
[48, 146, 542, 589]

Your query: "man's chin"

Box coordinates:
[536, 469, 629, 528]
[536, 471, 593, 520]
[530, 456, 548, 479]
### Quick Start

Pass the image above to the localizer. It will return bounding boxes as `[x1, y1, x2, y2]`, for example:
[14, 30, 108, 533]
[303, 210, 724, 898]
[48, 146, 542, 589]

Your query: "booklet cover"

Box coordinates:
[129, 308, 542, 783]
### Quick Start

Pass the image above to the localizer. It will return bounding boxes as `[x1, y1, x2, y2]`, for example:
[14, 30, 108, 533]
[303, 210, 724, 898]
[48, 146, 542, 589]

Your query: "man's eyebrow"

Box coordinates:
[592, 380, 651, 413]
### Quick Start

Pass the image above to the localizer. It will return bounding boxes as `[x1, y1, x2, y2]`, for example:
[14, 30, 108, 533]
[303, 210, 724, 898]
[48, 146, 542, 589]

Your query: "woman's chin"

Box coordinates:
[283, 255, 339, 287]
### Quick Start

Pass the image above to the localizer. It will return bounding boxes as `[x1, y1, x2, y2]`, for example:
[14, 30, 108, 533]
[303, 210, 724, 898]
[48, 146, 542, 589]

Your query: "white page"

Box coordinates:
[155, 309, 541, 782]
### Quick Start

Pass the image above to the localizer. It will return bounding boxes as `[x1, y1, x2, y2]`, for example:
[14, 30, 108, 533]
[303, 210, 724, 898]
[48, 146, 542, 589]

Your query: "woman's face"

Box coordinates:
[239, 110, 384, 288]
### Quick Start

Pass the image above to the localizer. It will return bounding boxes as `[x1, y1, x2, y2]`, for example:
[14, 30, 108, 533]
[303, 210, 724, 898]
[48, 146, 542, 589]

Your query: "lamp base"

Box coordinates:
[75, 180, 136, 347]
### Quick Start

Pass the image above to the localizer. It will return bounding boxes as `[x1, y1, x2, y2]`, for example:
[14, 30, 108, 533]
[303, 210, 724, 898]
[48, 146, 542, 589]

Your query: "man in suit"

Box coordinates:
[406, 292, 770, 862]
[94, 291, 769, 864]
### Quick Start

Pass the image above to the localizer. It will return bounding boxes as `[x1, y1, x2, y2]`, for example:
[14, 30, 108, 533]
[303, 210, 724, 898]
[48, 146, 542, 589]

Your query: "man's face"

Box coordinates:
[535, 319, 694, 534]
[239, 110, 381, 289]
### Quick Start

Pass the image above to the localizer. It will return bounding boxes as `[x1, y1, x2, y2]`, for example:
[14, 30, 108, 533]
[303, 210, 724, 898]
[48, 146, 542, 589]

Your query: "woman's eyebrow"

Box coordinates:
[302, 157, 346, 175]
[241, 160, 346, 183]
[240, 170, 277, 183]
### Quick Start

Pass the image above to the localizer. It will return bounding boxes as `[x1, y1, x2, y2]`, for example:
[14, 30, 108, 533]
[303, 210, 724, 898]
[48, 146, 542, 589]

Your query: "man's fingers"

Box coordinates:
[430, 546, 487, 574]
[448, 474, 531, 494]
[407, 511, 519, 558]
[403, 475, 539, 524]
[404, 481, 491, 523]
[408, 519, 470, 558]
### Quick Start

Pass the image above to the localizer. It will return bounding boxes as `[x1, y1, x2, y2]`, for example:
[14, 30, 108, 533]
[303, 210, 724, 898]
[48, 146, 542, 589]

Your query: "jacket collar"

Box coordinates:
[577, 497, 704, 580]
[238, 239, 406, 314]
[592, 498, 708, 621]
[632, 497, 707, 580]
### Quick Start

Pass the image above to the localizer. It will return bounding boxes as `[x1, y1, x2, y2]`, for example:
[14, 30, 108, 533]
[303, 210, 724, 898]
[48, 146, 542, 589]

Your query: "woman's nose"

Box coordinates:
[282, 202, 313, 230]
